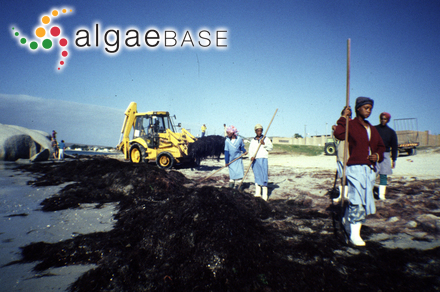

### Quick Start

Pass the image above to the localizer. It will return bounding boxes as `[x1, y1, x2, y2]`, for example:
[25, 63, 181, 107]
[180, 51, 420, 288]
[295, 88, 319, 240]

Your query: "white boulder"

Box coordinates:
[0, 123, 52, 161]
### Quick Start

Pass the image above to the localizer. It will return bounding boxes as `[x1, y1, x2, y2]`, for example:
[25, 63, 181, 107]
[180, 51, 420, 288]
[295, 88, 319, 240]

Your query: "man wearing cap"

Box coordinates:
[334, 96, 385, 246]
[375, 112, 398, 200]
[249, 124, 273, 201]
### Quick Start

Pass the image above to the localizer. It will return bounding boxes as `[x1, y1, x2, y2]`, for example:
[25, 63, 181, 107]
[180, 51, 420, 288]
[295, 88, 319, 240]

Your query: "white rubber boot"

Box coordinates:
[234, 180, 243, 191]
[262, 187, 268, 201]
[228, 180, 235, 188]
[333, 186, 348, 203]
[254, 184, 261, 197]
[342, 186, 348, 200]
[333, 186, 342, 203]
[379, 185, 386, 200]
[349, 223, 366, 246]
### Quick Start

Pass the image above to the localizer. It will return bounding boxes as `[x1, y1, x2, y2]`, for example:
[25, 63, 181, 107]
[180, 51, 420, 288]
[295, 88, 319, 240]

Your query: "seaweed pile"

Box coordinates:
[10, 156, 440, 291]
[188, 135, 225, 164]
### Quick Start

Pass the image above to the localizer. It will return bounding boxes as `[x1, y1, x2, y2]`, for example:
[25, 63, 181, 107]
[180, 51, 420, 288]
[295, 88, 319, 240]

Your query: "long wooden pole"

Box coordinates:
[238, 108, 278, 191]
[197, 152, 246, 183]
[341, 38, 351, 206]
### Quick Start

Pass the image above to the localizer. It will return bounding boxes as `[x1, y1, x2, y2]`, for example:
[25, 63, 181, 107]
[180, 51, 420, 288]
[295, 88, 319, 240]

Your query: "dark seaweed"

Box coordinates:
[10, 157, 440, 292]
[188, 135, 225, 163]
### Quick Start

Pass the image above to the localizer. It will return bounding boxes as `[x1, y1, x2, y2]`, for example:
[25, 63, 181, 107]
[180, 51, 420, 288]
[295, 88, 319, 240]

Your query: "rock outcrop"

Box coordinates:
[0, 123, 52, 161]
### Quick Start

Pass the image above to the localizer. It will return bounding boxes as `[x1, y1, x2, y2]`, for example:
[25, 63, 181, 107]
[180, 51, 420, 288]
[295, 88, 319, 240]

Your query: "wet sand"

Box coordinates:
[0, 162, 116, 291]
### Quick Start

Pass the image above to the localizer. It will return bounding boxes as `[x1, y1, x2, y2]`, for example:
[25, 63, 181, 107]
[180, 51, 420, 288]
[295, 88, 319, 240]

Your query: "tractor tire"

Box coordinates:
[156, 152, 174, 169]
[325, 143, 336, 155]
[407, 148, 417, 156]
[129, 144, 144, 163]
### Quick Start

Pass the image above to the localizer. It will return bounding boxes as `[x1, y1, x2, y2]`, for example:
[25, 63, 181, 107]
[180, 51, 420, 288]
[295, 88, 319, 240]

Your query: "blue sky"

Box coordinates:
[1, 0, 439, 146]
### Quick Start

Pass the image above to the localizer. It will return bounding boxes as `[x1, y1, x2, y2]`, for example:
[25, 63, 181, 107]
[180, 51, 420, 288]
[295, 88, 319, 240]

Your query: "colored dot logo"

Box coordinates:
[11, 7, 73, 72]
[35, 27, 46, 38]
[51, 27, 60, 37]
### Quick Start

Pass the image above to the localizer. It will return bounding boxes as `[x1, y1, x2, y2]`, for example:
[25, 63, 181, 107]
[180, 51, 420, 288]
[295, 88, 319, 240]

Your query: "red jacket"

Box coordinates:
[334, 117, 385, 167]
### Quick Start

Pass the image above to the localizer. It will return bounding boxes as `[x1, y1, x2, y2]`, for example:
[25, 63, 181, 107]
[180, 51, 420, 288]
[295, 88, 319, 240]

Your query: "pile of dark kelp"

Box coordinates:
[10, 156, 440, 291]
[188, 135, 225, 164]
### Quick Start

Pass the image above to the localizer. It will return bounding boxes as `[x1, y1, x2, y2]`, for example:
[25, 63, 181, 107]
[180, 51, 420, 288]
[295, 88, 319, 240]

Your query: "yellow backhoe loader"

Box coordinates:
[116, 102, 196, 169]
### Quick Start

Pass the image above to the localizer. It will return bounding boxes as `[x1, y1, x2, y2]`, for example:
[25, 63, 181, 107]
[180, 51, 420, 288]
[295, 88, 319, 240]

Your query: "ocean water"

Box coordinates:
[65, 150, 121, 156]
[0, 162, 117, 291]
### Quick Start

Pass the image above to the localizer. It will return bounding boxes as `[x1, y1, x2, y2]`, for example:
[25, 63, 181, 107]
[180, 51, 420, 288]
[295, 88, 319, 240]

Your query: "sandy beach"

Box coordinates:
[180, 148, 440, 198]
[183, 149, 440, 248]
[0, 148, 439, 291]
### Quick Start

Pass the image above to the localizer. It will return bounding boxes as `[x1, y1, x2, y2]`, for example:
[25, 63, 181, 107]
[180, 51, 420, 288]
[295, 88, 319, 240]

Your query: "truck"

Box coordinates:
[394, 118, 419, 156]
[116, 102, 197, 169]
[324, 137, 337, 155]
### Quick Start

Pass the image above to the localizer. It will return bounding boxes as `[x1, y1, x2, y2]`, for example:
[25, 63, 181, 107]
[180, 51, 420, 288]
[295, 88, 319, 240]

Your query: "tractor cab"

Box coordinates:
[133, 112, 178, 148]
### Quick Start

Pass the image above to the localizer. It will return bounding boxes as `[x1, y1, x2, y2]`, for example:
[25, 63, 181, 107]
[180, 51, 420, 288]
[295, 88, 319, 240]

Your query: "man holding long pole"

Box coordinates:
[249, 124, 273, 201]
[238, 109, 278, 192]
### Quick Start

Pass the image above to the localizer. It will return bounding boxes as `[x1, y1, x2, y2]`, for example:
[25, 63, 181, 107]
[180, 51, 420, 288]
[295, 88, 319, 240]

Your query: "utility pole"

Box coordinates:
[304, 125, 307, 145]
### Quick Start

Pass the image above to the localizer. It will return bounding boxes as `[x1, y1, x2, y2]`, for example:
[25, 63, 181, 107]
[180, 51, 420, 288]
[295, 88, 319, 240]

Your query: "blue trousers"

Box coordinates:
[252, 158, 268, 186]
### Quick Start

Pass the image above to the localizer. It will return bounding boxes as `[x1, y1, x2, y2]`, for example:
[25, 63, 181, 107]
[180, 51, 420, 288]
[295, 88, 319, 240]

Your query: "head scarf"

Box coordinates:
[380, 112, 391, 120]
[226, 125, 238, 136]
[355, 96, 374, 109]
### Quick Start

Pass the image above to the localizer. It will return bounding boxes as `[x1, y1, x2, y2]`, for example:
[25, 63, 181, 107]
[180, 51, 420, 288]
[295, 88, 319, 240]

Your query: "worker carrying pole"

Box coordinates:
[238, 109, 278, 196]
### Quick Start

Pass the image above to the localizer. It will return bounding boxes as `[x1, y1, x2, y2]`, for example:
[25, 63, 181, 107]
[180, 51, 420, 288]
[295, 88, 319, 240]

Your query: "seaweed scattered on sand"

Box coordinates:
[11, 157, 440, 291]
